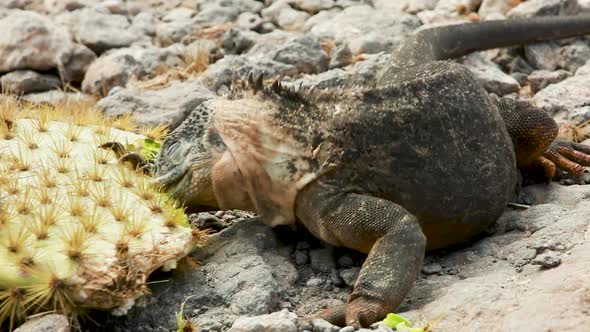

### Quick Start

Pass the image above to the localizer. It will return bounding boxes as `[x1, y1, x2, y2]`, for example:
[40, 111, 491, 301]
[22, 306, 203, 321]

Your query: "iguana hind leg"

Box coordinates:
[296, 181, 426, 328]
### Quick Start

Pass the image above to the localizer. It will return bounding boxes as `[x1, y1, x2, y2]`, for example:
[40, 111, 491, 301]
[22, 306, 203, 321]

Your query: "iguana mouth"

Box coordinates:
[154, 164, 189, 190]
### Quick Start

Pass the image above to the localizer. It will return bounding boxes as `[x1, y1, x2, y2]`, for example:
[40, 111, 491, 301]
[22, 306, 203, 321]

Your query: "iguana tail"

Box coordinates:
[379, 14, 590, 82]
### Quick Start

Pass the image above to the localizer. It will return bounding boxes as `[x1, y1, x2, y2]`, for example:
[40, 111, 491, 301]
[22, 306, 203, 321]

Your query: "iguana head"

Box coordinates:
[152, 103, 221, 210]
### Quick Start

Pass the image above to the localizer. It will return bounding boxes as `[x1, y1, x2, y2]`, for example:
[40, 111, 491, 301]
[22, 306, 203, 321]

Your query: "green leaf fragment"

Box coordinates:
[140, 138, 162, 161]
[176, 295, 196, 332]
[382, 313, 425, 332]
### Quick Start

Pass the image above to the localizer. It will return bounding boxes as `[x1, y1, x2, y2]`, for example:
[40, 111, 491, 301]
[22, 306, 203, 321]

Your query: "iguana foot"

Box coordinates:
[543, 139, 590, 176]
[526, 140, 590, 182]
[346, 297, 390, 329]
[315, 304, 346, 326]
[315, 297, 390, 329]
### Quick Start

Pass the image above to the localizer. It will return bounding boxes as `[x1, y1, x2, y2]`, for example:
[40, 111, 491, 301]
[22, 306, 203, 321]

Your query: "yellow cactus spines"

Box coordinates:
[0, 97, 198, 329]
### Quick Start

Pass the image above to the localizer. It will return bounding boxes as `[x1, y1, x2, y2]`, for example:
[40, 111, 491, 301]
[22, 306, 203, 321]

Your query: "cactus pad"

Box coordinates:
[0, 98, 199, 329]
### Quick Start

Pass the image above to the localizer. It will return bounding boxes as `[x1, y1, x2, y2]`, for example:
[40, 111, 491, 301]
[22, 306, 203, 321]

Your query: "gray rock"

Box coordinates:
[57, 43, 97, 83]
[557, 40, 590, 73]
[197, 0, 264, 13]
[14, 314, 69, 332]
[82, 50, 141, 96]
[292, 0, 337, 13]
[403, 0, 438, 14]
[527, 69, 572, 92]
[272, 35, 329, 73]
[295, 250, 309, 265]
[196, 317, 223, 332]
[309, 248, 336, 272]
[525, 40, 590, 73]
[532, 252, 562, 268]
[1, 0, 29, 9]
[369, 322, 395, 332]
[245, 29, 299, 57]
[434, 0, 482, 14]
[337, 255, 354, 268]
[510, 72, 529, 85]
[97, 79, 215, 129]
[259, 21, 277, 33]
[202, 55, 298, 91]
[306, 277, 324, 286]
[163, 6, 195, 22]
[507, 0, 580, 17]
[221, 28, 259, 54]
[156, 7, 198, 46]
[311, 318, 339, 332]
[533, 64, 590, 113]
[81, 45, 186, 96]
[308, 5, 420, 54]
[0, 10, 75, 73]
[303, 7, 341, 30]
[97, 0, 132, 15]
[59, 8, 144, 54]
[422, 262, 443, 275]
[228, 309, 297, 332]
[462, 52, 520, 95]
[99, 218, 298, 330]
[44, 0, 90, 14]
[0, 70, 61, 94]
[414, 0, 481, 24]
[339, 267, 360, 287]
[22, 90, 94, 105]
[131, 12, 157, 37]
[339, 326, 355, 332]
[416, 9, 471, 25]
[567, 106, 590, 124]
[236, 12, 263, 30]
[525, 41, 560, 71]
[478, 0, 514, 17]
[262, 0, 311, 30]
[285, 52, 391, 89]
[194, 0, 264, 25]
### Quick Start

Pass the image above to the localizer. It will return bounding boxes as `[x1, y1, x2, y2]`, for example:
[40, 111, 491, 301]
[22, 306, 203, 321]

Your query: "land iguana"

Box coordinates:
[139, 15, 590, 328]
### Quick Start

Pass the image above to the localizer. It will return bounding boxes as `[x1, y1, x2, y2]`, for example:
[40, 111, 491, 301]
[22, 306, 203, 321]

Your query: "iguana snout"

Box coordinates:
[152, 104, 221, 209]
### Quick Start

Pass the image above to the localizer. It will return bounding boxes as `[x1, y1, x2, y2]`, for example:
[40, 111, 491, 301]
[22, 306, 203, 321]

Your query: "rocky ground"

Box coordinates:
[3, 0, 590, 331]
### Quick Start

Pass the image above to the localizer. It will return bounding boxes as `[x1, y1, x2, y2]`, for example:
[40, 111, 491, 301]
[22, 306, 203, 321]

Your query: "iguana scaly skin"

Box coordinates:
[152, 15, 590, 328]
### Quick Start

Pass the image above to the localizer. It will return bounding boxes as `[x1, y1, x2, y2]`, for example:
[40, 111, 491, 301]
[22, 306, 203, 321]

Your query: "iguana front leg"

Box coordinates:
[494, 98, 590, 181]
[296, 181, 426, 328]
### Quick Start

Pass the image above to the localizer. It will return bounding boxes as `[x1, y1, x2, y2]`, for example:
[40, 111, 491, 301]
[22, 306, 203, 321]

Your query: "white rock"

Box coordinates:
[534, 62, 590, 112]
[228, 309, 297, 332]
[0, 70, 61, 94]
[309, 5, 420, 54]
[462, 52, 520, 95]
[81, 45, 186, 96]
[478, 0, 514, 18]
[14, 314, 69, 332]
[97, 79, 215, 129]
[507, 0, 579, 17]
[59, 8, 144, 54]
[0, 10, 73, 72]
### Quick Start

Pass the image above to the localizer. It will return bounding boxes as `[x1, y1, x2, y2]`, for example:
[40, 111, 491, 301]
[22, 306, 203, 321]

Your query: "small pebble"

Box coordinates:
[306, 277, 324, 287]
[295, 250, 309, 265]
[532, 252, 561, 269]
[422, 263, 443, 275]
[337, 255, 354, 267]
